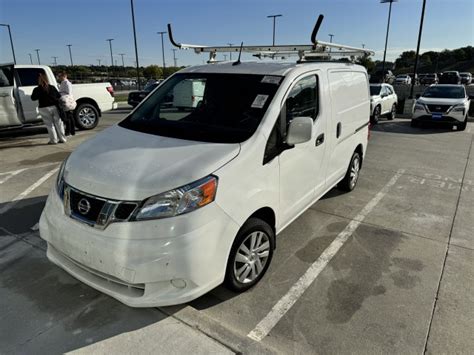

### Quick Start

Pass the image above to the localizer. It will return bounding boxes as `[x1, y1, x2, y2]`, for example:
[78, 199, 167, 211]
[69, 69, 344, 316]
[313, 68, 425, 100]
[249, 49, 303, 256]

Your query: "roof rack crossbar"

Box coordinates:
[167, 14, 375, 62]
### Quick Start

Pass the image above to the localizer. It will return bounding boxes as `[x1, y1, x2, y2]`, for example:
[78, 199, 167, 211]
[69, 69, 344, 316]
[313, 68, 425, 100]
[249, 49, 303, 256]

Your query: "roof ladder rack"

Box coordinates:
[167, 14, 374, 63]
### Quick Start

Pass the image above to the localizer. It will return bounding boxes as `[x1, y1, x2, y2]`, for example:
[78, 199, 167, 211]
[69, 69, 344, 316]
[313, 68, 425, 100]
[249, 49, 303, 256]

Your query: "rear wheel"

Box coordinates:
[338, 151, 361, 192]
[75, 103, 99, 130]
[225, 218, 275, 292]
[387, 104, 396, 120]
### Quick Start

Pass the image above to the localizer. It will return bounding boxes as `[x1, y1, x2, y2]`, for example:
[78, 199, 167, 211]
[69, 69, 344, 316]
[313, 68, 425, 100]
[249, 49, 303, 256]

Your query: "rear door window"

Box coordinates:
[16, 68, 47, 87]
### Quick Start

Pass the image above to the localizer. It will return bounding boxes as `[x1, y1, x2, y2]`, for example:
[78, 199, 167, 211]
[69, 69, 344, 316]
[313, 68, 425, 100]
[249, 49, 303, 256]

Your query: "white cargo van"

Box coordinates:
[39, 16, 373, 307]
[172, 78, 205, 109]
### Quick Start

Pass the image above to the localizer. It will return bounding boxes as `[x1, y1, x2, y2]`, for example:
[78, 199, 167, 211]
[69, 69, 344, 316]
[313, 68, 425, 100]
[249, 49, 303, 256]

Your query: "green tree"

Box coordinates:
[143, 65, 163, 79]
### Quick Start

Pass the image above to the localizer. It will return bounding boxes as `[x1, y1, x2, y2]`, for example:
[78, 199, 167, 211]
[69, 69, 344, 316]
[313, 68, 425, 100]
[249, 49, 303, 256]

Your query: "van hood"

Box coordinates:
[64, 125, 240, 200]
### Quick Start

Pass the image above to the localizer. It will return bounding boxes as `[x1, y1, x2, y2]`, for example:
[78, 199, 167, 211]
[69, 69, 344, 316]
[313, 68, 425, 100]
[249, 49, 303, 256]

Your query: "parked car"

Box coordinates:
[460, 72, 473, 85]
[439, 71, 461, 85]
[39, 61, 370, 307]
[370, 83, 398, 123]
[172, 78, 206, 109]
[420, 73, 438, 85]
[369, 69, 395, 84]
[0, 64, 116, 130]
[395, 74, 411, 85]
[127, 81, 163, 107]
[412, 84, 471, 130]
[408, 73, 419, 85]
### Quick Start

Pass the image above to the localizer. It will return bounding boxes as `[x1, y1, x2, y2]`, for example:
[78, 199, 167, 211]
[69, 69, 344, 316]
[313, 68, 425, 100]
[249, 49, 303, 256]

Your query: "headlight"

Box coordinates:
[56, 158, 67, 199]
[133, 175, 218, 220]
[452, 104, 466, 113]
[414, 103, 426, 112]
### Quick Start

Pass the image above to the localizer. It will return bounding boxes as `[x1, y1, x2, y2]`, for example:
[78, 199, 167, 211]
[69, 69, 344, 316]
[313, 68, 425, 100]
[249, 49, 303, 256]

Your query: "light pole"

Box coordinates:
[328, 34, 334, 43]
[171, 49, 177, 67]
[66, 44, 74, 66]
[362, 43, 366, 49]
[28, 53, 33, 64]
[267, 14, 282, 46]
[52, 56, 58, 66]
[106, 38, 114, 67]
[130, 0, 141, 89]
[227, 43, 234, 60]
[119, 53, 125, 67]
[0, 24, 16, 64]
[157, 31, 166, 69]
[97, 59, 101, 66]
[380, 0, 398, 82]
[35, 49, 41, 64]
[410, 0, 427, 99]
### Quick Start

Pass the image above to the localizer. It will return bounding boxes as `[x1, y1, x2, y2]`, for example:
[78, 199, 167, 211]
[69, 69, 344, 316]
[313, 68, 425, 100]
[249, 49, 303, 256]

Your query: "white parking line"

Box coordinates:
[0, 168, 58, 215]
[0, 162, 59, 178]
[247, 169, 406, 342]
[0, 168, 29, 185]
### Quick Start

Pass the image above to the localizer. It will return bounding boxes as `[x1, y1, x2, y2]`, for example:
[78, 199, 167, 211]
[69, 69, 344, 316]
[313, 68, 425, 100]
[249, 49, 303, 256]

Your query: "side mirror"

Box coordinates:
[416, 94, 421, 99]
[286, 117, 313, 145]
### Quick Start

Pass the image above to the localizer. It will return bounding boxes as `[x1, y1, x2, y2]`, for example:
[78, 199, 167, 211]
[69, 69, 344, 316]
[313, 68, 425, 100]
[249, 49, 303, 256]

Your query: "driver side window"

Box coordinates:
[286, 75, 319, 122]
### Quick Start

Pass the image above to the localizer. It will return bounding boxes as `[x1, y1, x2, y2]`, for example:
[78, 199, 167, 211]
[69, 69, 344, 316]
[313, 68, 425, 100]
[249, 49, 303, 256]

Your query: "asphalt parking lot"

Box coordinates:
[1, 108, 473, 354]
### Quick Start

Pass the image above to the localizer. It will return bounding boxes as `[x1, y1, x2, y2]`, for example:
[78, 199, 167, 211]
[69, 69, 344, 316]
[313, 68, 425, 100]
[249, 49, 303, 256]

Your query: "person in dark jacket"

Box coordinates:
[31, 73, 67, 144]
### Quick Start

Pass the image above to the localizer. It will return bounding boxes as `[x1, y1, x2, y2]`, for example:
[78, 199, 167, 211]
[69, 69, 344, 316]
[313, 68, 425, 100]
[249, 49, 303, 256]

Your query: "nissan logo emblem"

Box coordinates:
[77, 198, 91, 215]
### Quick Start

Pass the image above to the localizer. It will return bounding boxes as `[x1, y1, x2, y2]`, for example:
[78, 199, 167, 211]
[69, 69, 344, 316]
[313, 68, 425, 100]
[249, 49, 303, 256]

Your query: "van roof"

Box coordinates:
[179, 61, 365, 76]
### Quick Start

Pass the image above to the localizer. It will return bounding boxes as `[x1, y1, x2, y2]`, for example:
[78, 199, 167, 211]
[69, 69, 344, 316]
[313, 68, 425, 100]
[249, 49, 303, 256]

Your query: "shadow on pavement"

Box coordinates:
[371, 120, 460, 135]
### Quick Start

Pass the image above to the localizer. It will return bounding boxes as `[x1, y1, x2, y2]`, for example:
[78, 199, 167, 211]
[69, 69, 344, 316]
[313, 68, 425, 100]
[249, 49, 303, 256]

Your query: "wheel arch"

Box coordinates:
[75, 97, 101, 117]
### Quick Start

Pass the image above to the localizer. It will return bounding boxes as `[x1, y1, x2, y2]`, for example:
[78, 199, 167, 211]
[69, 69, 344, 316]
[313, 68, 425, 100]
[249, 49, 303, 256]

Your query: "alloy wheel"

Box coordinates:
[234, 231, 271, 284]
[78, 107, 97, 128]
[350, 156, 360, 189]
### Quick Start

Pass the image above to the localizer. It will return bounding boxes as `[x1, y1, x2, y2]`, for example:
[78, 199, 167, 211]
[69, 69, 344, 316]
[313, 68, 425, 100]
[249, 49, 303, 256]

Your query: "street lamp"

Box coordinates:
[267, 14, 282, 46]
[35, 49, 41, 64]
[119, 53, 125, 67]
[106, 38, 114, 67]
[157, 31, 167, 69]
[380, 0, 398, 82]
[0, 24, 16, 64]
[171, 49, 177, 67]
[28, 53, 33, 64]
[130, 0, 141, 89]
[66, 44, 74, 66]
[97, 59, 101, 66]
[328, 34, 334, 43]
[410, 0, 427, 99]
[52, 56, 58, 66]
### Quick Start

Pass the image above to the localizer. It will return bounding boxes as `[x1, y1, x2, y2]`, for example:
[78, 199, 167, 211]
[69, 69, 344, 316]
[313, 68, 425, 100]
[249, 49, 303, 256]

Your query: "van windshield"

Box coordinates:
[422, 86, 465, 99]
[119, 73, 282, 143]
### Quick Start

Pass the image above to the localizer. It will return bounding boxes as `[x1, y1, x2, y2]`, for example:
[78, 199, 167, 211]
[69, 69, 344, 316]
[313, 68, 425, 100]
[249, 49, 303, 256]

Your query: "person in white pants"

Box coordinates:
[31, 73, 67, 144]
[38, 106, 67, 144]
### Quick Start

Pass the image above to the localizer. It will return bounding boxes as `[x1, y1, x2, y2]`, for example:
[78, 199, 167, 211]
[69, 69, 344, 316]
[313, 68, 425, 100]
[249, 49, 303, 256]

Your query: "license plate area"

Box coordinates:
[432, 113, 443, 120]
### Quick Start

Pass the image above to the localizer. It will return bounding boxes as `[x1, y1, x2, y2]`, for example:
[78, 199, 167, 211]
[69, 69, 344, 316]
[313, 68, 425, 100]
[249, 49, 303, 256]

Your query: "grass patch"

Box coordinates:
[114, 93, 128, 102]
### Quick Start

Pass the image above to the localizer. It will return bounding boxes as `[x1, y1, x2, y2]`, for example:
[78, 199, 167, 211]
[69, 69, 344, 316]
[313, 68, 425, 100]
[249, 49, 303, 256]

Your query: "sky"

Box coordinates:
[0, 0, 473, 67]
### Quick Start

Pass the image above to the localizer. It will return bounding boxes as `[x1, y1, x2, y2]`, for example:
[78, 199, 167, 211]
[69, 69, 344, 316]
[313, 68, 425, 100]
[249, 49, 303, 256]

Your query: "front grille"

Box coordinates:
[427, 104, 451, 113]
[64, 185, 139, 229]
[69, 189, 105, 224]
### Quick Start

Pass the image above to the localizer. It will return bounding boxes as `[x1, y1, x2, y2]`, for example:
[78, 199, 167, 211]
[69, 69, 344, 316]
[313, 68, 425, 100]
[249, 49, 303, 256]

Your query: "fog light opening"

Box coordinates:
[170, 279, 187, 289]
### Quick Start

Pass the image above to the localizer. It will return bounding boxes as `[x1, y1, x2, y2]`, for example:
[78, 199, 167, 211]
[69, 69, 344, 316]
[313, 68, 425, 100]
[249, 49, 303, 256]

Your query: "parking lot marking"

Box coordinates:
[0, 162, 59, 178]
[0, 168, 29, 185]
[247, 169, 406, 342]
[0, 168, 58, 215]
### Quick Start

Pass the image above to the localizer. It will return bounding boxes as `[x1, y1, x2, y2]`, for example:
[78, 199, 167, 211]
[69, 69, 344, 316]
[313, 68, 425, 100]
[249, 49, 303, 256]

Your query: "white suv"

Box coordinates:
[412, 84, 471, 131]
[370, 83, 398, 124]
[40, 61, 370, 307]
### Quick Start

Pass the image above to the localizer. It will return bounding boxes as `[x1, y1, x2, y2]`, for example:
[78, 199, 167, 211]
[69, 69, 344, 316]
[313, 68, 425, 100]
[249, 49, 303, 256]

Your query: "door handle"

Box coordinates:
[315, 133, 325, 146]
[336, 122, 342, 138]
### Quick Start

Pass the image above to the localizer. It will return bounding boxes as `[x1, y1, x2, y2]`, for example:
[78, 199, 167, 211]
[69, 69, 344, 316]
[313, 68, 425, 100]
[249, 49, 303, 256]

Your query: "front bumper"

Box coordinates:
[413, 109, 466, 123]
[39, 187, 240, 307]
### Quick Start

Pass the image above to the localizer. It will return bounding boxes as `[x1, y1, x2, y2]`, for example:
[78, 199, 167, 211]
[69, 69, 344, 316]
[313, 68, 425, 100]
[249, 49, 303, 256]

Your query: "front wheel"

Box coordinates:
[371, 106, 381, 124]
[338, 151, 361, 192]
[225, 218, 275, 292]
[457, 116, 467, 131]
[75, 103, 99, 130]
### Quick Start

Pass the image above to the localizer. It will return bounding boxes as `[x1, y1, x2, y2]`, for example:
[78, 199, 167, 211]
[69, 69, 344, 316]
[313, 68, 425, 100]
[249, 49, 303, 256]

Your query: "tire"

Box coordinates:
[457, 116, 467, 131]
[75, 103, 99, 130]
[338, 151, 362, 192]
[387, 104, 396, 120]
[411, 119, 419, 128]
[225, 218, 275, 292]
[371, 105, 381, 124]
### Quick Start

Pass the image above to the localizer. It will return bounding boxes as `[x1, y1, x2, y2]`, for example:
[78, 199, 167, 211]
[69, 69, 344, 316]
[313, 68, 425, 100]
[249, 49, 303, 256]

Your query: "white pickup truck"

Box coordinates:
[0, 64, 117, 130]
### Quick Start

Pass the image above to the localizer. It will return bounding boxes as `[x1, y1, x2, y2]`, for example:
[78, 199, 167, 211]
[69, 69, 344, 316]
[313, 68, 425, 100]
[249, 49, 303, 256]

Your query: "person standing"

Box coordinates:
[31, 73, 67, 144]
[58, 71, 76, 136]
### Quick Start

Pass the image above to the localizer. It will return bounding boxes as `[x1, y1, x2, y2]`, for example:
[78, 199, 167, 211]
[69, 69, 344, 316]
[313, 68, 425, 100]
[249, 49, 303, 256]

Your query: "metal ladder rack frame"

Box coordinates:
[167, 14, 374, 63]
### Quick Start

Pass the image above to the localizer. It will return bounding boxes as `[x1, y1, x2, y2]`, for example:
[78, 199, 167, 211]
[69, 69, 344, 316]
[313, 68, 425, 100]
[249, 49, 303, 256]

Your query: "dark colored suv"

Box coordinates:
[420, 73, 438, 85]
[439, 71, 461, 84]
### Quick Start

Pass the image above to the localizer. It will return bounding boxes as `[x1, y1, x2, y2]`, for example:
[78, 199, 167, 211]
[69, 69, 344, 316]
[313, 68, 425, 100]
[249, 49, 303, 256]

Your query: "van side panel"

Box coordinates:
[325, 70, 370, 187]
